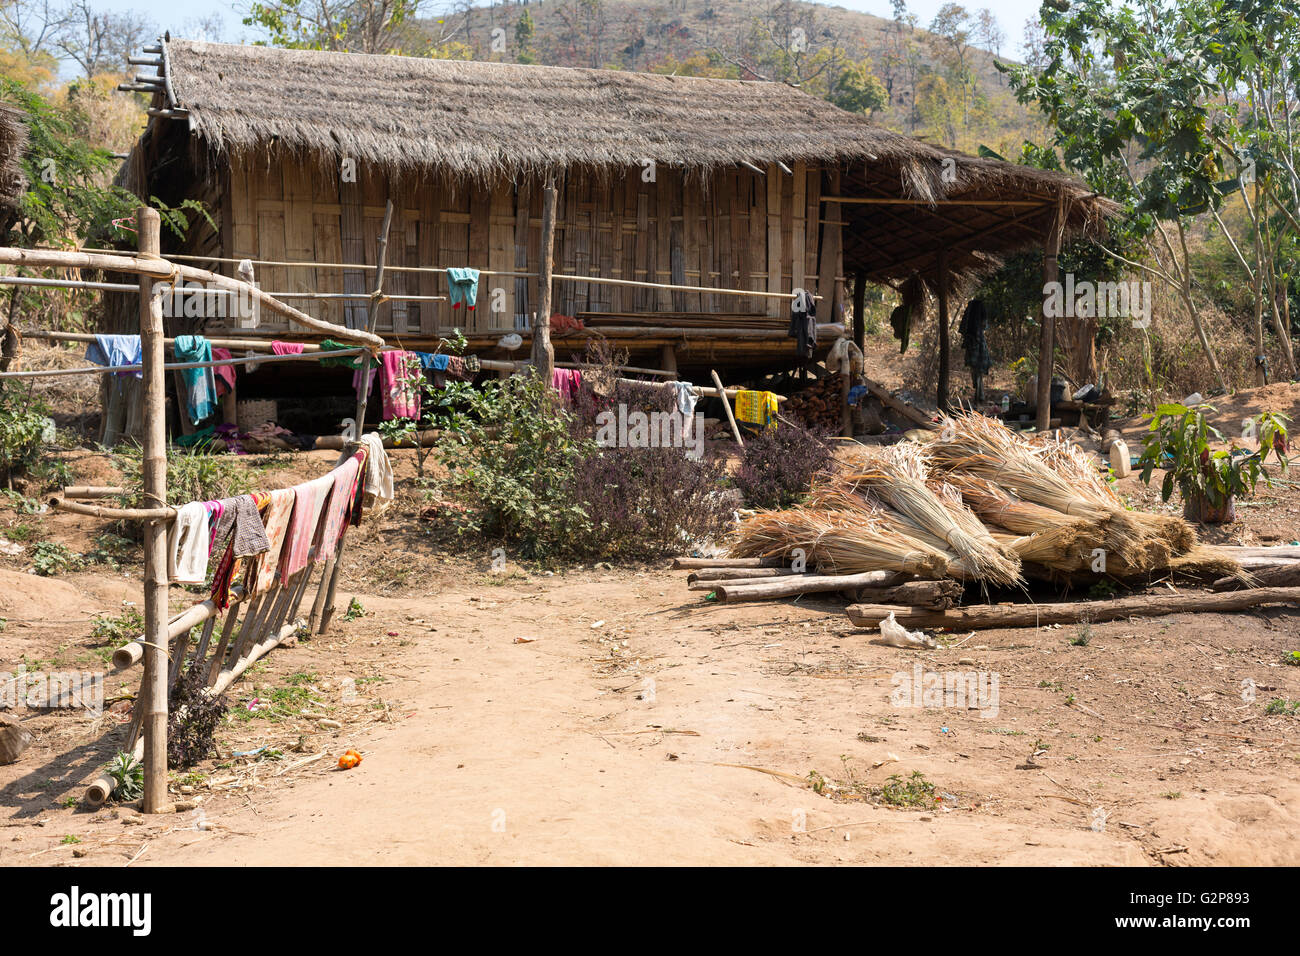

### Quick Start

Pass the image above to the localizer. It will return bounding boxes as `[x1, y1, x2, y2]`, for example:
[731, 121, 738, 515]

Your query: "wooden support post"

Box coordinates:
[936, 250, 951, 414]
[711, 368, 744, 447]
[532, 175, 557, 386]
[659, 345, 678, 376]
[137, 206, 168, 814]
[840, 365, 853, 438]
[852, 269, 866, 356]
[1037, 203, 1062, 432]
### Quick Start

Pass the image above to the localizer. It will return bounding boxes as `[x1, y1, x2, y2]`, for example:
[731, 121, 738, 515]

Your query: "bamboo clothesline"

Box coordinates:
[47, 246, 824, 301]
[0, 272, 448, 302]
[0, 346, 369, 379]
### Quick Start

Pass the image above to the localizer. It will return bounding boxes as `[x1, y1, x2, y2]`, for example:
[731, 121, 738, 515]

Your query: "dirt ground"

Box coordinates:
[1, 343, 1299, 866]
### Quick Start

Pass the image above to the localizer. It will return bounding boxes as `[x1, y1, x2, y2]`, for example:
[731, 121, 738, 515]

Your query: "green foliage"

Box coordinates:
[1264, 698, 1300, 716]
[1138, 403, 1289, 509]
[31, 541, 81, 576]
[0, 77, 137, 248]
[437, 373, 595, 558]
[90, 608, 145, 645]
[829, 62, 886, 115]
[880, 770, 937, 807]
[0, 383, 52, 487]
[114, 443, 254, 507]
[341, 597, 365, 622]
[106, 751, 143, 802]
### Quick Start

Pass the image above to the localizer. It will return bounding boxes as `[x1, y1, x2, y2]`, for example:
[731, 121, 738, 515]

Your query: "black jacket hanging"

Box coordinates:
[788, 291, 817, 360]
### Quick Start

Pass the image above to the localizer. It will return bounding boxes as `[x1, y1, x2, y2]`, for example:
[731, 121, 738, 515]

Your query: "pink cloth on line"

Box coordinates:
[279, 472, 335, 585]
[211, 348, 236, 395]
[552, 368, 582, 404]
[317, 453, 363, 563]
[271, 341, 306, 356]
[379, 350, 421, 420]
[249, 488, 295, 595]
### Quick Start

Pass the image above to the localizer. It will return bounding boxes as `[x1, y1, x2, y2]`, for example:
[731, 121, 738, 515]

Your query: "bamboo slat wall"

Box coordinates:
[211, 151, 839, 336]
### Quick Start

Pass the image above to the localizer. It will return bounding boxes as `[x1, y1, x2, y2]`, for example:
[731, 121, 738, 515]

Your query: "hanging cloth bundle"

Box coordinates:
[787, 290, 817, 360]
[447, 267, 480, 312]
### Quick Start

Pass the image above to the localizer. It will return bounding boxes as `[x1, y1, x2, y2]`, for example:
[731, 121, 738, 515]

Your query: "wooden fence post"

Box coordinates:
[137, 205, 169, 814]
[531, 175, 557, 386]
[1037, 201, 1063, 432]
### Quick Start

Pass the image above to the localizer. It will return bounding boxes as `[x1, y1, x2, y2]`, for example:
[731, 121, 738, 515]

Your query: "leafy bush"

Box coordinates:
[0, 384, 53, 489]
[733, 421, 836, 508]
[114, 443, 254, 507]
[435, 370, 734, 560]
[31, 541, 81, 576]
[437, 373, 595, 557]
[105, 752, 143, 802]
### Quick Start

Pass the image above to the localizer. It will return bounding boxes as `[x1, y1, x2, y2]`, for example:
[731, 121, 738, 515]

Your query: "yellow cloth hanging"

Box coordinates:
[734, 390, 778, 428]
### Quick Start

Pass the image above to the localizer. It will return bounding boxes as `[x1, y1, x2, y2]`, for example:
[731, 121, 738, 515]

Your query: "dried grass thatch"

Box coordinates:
[0, 101, 27, 215]
[729, 507, 950, 578]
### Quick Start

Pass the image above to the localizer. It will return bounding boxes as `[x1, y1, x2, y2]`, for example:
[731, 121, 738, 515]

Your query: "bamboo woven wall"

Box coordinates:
[217, 150, 838, 336]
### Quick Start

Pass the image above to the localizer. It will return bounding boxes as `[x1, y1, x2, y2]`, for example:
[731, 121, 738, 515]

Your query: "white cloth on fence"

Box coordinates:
[360, 432, 395, 513]
[167, 501, 211, 584]
[826, 337, 864, 377]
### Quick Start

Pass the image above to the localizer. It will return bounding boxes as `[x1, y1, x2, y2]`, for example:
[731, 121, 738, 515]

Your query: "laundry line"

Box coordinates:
[65, 247, 821, 301]
[0, 346, 369, 380]
[0, 273, 446, 302]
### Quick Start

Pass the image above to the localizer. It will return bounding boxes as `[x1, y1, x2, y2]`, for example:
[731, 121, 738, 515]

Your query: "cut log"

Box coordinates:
[714, 570, 901, 603]
[846, 586, 1300, 631]
[686, 567, 803, 583]
[846, 579, 963, 608]
[0, 723, 34, 764]
[1212, 546, 1300, 570]
[671, 556, 786, 570]
[1211, 564, 1293, 591]
[861, 375, 934, 429]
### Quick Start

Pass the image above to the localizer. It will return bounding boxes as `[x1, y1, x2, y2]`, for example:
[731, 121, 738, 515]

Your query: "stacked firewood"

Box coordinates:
[784, 373, 844, 429]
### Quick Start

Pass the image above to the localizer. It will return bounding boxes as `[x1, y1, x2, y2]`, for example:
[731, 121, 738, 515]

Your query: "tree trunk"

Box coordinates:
[531, 174, 558, 387]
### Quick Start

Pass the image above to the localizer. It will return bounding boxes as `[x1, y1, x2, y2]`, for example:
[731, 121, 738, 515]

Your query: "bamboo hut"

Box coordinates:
[110, 36, 1114, 410]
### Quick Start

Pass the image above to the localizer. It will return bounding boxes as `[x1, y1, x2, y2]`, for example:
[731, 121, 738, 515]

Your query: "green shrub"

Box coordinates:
[114, 443, 253, 507]
[31, 541, 82, 576]
[0, 384, 54, 489]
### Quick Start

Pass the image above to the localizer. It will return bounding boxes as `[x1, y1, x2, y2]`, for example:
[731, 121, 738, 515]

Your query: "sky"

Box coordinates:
[79, 0, 1045, 60]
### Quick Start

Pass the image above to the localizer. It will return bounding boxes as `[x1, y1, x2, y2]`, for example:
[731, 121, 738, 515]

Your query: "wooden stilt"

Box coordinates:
[936, 250, 951, 414]
[711, 368, 744, 447]
[136, 206, 169, 815]
[532, 175, 558, 386]
[1037, 200, 1063, 432]
[852, 269, 867, 356]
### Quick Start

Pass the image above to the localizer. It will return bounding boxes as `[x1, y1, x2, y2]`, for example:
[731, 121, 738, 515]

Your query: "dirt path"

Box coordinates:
[12, 566, 1296, 866]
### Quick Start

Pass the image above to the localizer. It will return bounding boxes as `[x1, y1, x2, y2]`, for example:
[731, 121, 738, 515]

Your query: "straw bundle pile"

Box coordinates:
[727, 410, 1226, 587]
[727, 507, 950, 577]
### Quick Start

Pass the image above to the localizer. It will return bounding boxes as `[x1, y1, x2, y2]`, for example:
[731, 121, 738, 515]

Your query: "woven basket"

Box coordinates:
[236, 399, 277, 433]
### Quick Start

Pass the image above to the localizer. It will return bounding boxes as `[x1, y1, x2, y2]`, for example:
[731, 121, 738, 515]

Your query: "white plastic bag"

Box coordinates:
[876, 611, 937, 649]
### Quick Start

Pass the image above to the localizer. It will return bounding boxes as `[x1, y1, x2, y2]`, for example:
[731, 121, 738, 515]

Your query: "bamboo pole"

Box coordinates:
[845, 586, 1300, 630]
[61, 485, 124, 499]
[136, 207, 168, 815]
[532, 175, 557, 386]
[936, 249, 951, 414]
[0, 247, 385, 349]
[207, 596, 258, 685]
[711, 369, 744, 447]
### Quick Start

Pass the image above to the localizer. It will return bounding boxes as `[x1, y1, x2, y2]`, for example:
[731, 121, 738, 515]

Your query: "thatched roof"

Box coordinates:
[0, 102, 27, 215]
[147, 37, 1116, 284]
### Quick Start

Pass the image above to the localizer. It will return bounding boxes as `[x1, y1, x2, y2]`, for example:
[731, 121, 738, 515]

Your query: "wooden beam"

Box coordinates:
[532, 175, 558, 385]
[823, 196, 1052, 207]
[936, 249, 951, 413]
[1037, 202, 1062, 431]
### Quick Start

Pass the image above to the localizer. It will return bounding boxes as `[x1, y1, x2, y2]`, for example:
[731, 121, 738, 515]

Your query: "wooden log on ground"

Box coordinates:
[1213, 545, 1300, 570]
[672, 556, 787, 570]
[846, 579, 963, 608]
[686, 567, 803, 583]
[1211, 564, 1293, 591]
[715, 570, 901, 603]
[845, 586, 1300, 631]
[861, 375, 934, 429]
